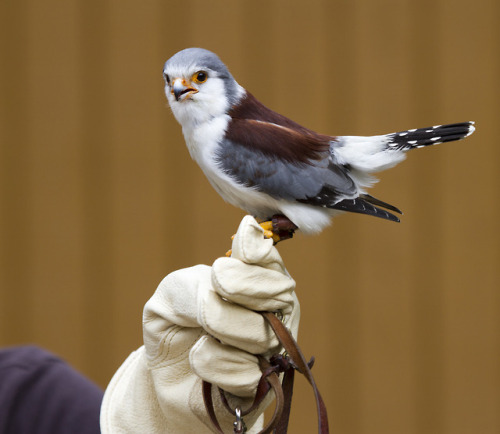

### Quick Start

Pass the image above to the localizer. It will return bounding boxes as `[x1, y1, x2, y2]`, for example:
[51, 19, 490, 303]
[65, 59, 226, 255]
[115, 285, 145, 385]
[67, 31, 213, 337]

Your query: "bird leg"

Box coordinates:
[258, 214, 298, 244]
[272, 214, 298, 243]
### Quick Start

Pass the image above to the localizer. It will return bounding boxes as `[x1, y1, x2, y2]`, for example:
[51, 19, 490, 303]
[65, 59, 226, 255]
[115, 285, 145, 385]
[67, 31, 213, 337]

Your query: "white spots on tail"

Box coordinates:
[467, 122, 476, 136]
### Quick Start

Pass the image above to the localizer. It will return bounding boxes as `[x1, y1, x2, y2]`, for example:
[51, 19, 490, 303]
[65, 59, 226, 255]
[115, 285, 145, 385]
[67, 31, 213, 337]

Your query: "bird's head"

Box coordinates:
[163, 48, 244, 128]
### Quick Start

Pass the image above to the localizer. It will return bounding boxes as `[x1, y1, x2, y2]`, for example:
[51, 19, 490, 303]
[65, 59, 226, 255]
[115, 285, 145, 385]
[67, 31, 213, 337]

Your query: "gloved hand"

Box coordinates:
[100, 216, 300, 433]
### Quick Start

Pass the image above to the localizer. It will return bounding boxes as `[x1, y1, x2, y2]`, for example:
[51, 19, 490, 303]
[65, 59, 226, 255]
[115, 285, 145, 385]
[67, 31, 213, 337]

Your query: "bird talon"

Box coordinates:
[263, 230, 274, 239]
[259, 221, 273, 233]
[259, 217, 297, 244]
[225, 249, 232, 257]
[258, 221, 276, 239]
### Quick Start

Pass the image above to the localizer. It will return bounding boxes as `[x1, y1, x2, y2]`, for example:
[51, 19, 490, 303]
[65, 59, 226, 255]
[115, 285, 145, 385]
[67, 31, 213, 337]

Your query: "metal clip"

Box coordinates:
[233, 406, 247, 433]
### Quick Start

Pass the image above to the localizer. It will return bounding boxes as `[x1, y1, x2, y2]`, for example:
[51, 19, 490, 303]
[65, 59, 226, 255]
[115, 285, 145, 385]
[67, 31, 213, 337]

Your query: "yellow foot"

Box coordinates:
[259, 221, 274, 239]
[271, 234, 281, 244]
[259, 221, 282, 244]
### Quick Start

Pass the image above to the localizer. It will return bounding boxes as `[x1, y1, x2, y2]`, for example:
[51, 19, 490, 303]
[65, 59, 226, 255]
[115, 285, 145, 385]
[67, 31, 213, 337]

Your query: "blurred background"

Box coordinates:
[1, 0, 498, 433]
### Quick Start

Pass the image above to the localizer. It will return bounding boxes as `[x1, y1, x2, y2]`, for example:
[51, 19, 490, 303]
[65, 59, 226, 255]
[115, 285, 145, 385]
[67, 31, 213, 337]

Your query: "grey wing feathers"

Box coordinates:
[216, 139, 402, 222]
[216, 138, 357, 203]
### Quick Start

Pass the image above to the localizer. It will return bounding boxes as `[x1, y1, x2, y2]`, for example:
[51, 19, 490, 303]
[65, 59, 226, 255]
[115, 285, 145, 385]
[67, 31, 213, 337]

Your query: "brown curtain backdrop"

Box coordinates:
[1, 1, 498, 433]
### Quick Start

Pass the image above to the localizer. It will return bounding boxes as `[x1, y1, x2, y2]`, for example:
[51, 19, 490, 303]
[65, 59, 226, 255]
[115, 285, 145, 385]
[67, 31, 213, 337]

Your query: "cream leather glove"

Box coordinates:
[100, 216, 300, 433]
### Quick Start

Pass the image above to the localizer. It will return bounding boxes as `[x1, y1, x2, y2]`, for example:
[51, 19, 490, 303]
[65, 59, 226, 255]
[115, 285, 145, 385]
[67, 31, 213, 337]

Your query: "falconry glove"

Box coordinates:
[100, 216, 300, 433]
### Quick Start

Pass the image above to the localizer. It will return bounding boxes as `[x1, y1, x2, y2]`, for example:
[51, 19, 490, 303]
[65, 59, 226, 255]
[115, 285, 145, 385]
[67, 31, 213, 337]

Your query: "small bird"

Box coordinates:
[163, 48, 475, 240]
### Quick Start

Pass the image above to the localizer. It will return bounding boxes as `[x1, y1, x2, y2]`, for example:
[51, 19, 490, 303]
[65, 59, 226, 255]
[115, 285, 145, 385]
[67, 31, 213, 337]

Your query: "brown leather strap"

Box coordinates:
[202, 359, 285, 434]
[261, 312, 329, 433]
[202, 380, 224, 433]
[202, 311, 329, 433]
[270, 357, 295, 434]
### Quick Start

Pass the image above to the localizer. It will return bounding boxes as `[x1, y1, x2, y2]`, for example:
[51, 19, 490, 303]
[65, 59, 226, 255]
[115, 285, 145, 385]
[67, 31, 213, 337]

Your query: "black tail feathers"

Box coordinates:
[360, 194, 402, 215]
[332, 194, 401, 223]
[386, 121, 475, 151]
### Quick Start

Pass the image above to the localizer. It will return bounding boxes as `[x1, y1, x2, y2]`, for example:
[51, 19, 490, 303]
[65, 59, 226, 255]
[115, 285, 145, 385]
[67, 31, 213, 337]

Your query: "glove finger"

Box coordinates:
[212, 258, 296, 313]
[190, 335, 261, 398]
[199, 287, 281, 354]
[231, 216, 285, 270]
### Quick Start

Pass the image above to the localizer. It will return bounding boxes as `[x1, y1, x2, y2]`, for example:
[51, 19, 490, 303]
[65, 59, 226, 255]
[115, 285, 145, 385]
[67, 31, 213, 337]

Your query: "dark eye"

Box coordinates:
[164, 73, 170, 84]
[192, 71, 208, 84]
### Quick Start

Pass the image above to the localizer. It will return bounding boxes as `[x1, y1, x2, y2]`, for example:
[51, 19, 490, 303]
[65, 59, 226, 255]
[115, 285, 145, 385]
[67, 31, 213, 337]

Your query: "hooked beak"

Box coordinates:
[172, 78, 198, 102]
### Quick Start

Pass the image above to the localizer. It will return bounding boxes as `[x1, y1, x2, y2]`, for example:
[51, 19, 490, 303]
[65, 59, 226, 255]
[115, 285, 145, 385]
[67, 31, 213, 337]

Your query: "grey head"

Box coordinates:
[163, 48, 242, 108]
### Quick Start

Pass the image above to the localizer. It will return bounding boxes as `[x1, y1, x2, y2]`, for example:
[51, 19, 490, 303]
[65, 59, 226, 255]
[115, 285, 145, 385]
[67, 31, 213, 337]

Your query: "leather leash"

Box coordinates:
[202, 311, 329, 433]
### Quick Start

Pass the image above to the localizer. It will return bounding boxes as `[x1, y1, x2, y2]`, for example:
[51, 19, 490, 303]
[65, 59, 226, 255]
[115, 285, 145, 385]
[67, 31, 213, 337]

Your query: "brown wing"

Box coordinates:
[227, 92, 334, 164]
